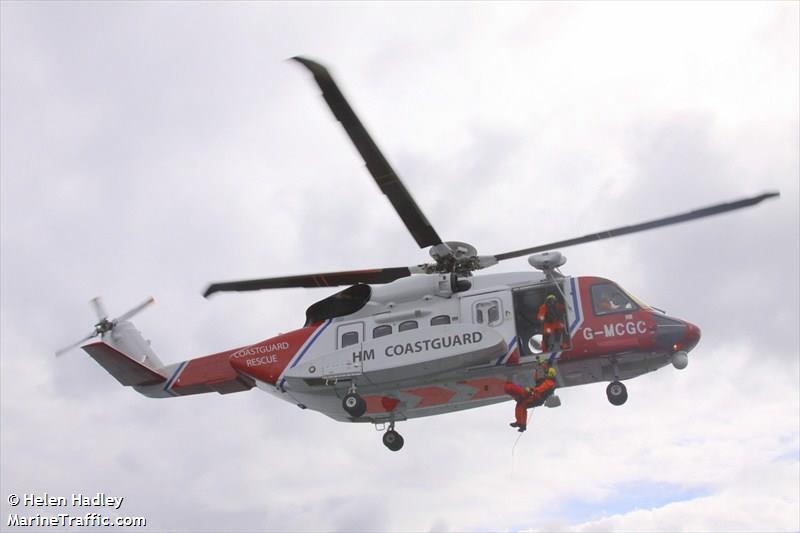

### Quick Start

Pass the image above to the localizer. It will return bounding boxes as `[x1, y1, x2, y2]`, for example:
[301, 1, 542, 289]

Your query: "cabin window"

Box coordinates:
[474, 299, 502, 326]
[341, 331, 359, 348]
[430, 315, 451, 326]
[398, 320, 418, 332]
[591, 283, 637, 316]
[373, 324, 392, 338]
[337, 322, 364, 349]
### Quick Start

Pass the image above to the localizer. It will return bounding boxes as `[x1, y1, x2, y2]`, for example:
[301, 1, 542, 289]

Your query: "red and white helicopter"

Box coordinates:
[57, 57, 778, 451]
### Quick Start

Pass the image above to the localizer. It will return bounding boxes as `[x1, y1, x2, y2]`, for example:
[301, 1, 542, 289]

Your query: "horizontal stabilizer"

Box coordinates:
[83, 342, 166, 387]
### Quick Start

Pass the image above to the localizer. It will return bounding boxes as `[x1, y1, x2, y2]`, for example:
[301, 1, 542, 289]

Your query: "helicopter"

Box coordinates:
[57, 57, 778, 451]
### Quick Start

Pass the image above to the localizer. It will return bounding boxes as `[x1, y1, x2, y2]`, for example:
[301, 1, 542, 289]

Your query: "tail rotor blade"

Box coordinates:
[56, 296, 155, 357]
[113, 297, 156, 324]
[55, 331, 97, 357]
[90, 297, 108, 321]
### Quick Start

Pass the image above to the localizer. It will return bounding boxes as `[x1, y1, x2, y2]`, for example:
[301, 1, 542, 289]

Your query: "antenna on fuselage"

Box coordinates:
[528, 252, 569, 301]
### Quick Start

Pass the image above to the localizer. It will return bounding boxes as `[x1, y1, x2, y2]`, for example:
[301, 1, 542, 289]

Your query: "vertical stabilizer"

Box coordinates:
[104, 320, 164, 370]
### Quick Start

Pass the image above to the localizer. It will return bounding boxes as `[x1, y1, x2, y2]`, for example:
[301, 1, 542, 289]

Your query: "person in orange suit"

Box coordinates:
[598, 288, 622, 312]
[536, 294, 567, 351]
[504, 366, 557, 432]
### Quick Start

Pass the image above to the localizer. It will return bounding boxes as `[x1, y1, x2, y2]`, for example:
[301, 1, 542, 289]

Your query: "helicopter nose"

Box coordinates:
[683, 321, 701, 351]
[653, 314, 701, 352]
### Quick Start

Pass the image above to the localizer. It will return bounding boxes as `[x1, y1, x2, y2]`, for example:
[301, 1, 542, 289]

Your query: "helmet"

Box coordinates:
[545, 294, 557, 302]
[546, 367, 557, 379]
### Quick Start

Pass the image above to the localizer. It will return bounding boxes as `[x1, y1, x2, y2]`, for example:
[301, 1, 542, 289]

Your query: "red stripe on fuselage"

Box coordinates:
[405, 386, 457, 408]
[363, 395, 400, 414]
[464, 377, 508, 400]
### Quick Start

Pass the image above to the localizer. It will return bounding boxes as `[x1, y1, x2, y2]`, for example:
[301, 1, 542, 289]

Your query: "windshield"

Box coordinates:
[590, 283, 638, 316]
[621, 287, 650, 310]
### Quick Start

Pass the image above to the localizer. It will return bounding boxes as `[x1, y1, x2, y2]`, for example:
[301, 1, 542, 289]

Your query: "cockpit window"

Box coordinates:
[622, 288, 649, 310]
[591, 283, 637, 316]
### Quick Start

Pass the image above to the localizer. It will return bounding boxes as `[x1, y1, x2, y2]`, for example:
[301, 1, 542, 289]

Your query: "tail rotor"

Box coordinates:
[55, 296, 155, 357]
[90, 296, 109, 322]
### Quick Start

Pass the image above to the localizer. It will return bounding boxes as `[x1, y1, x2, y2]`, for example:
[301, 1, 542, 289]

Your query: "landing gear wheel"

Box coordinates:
[382, 429, 404, 451]
[342, 392, 366, 417]
[606, 381, 628, 406]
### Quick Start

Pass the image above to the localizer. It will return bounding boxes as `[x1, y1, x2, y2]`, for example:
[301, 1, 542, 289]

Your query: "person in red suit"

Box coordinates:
[504, 366, 557, 432]
[536, 294, 567, 351]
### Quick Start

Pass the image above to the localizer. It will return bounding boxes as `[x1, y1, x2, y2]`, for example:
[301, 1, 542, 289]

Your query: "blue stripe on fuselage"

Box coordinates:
[279, 319, 331, 391]
[164, 360, 188, 396]
[496, 336, 518, 365]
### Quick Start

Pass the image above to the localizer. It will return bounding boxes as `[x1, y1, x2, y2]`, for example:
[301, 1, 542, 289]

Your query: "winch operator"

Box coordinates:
[536, 294, 567, 352]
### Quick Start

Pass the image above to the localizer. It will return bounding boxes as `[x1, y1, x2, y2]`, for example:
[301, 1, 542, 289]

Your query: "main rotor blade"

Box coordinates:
[494, 192, 780, 262]
[291, 56, 442, 249]
[204, 267, 417, 298]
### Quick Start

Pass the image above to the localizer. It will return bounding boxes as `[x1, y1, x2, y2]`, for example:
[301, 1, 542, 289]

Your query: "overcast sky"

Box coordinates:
[1, 2, 798, 532]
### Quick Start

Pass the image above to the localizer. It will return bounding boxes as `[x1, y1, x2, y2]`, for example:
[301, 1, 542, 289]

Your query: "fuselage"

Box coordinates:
[216, 271, 700, 422]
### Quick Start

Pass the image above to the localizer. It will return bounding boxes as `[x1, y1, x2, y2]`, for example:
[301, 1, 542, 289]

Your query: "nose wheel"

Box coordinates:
[606, 380, 628, 406]
[383, 430, 404, 451]
[382, 424, 404, 452]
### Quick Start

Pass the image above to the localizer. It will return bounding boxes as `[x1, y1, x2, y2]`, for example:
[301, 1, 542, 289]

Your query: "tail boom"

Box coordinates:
[79, 319, 330, 399]
[80, 321, 256, 399]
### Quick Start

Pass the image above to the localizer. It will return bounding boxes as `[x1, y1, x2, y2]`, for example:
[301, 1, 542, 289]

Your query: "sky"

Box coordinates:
[1, 2, 798, 532]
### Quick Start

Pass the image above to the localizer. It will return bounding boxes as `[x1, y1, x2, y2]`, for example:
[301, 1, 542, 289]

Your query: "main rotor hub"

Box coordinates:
[429, 241, 477, 261]
[429, 241, 480, 274]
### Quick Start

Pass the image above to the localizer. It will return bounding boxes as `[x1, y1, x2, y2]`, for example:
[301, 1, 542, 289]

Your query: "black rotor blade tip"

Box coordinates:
[291, 56, 329, 77]
[203, 285, 218, 299]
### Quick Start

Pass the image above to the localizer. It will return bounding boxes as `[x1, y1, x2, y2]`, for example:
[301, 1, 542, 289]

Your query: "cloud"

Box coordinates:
[563, 461, 799, 532]
[2, 2, 798, 532]
[556, 481, 714, 525]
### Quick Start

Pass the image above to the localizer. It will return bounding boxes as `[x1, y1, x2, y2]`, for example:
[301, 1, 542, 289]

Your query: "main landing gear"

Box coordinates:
[606, 380, 628, 406]
[343, 388, 404, 451]
[382, 421, 404, 452]
[342, 388, 367, 418]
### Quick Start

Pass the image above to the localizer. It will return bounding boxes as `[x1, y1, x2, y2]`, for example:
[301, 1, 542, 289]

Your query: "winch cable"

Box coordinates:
[510, 430, 524, 475]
